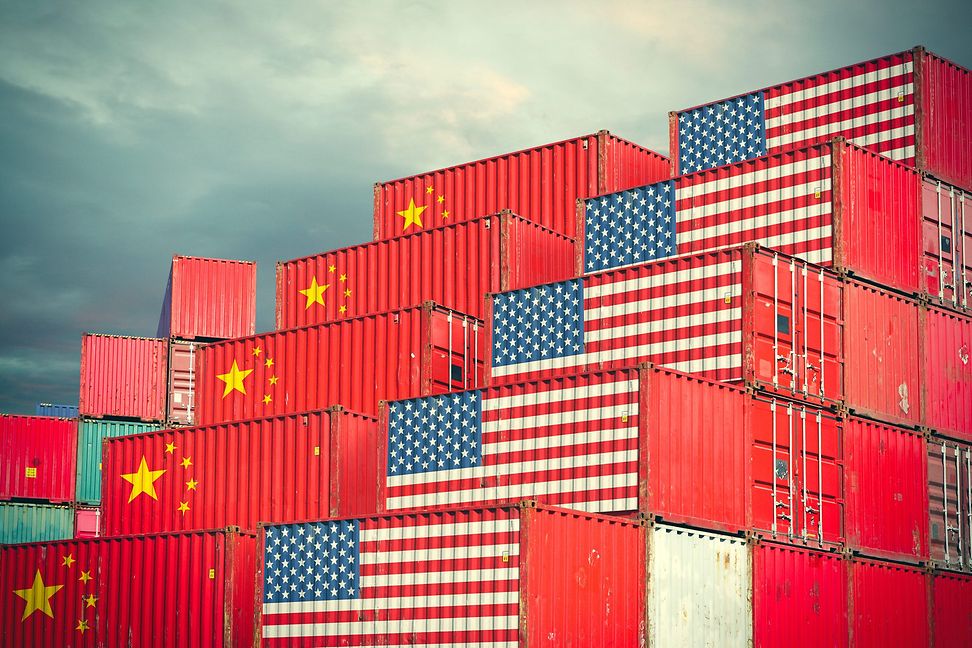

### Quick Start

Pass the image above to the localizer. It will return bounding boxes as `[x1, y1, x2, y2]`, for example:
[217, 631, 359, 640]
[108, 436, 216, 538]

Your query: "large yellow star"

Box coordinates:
[13, 570, 63, 620]
[298, 277, 330, 310]
[216, 360, 252, 398]
[120, 456, 166, 503]
[396, 198, 427, 232]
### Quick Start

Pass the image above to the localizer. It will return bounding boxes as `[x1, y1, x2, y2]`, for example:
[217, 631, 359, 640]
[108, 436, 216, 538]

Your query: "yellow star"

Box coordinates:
[263, 394, 272, 405]
[84, 594, 97, 608]
[178, 501, 190, 515]
[344, 288, 352, 297]
[120, 456, 166, 502]
[396, 198, 427, 232]
[339, 305, 347, 314]
[269, 375, 279, 386]
[76, 619, 90, 634]
[442, 209, 450, 220]
[165, 442, 176, 454]
[14, 570, 63, 620]
[265, 357, 274, 368]
[339, 273, 347, 283]
[79, 570, 92, 584]
[186, 478, 199, 491]
[62, 553, 75, 568]
[328, 264, 336, 273]
[181, 456, 192, 469]
[252, 346, 262, 357]
[216, 360, 253, 398]
[426, 185, 434, 195]
[298, 276, 330, 309]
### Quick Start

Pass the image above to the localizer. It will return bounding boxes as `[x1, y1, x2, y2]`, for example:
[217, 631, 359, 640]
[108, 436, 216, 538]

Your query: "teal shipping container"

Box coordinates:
[0, 502, 74, 544]
[76, 419, 162, 504]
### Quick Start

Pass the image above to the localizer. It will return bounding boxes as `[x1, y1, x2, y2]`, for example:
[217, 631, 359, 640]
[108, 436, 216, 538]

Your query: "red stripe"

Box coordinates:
[263, 626, 520, 647]
[764, 70, 913, 118]
[764, 52, 911, 103]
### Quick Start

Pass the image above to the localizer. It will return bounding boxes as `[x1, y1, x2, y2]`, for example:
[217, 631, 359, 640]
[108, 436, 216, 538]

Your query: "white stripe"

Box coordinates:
[678, 156, 830, 197]
[677, 209, 834, 247]
[264, 590, 519, 615]
[483, 403, 638, 434]
[482, 379, 638, 411]
[868, 143, 915, 162]
[676, 179, 834, 232]
[585, 285, 742, 321]
[766, 82, 914, 129]
[768, 113, 915, 149]
[359, 519, 519, 543]
[665, 353, 743, 374]
[262, 614, 520, 638]
[357, 643, 518, 648]
[364, 567, 518, 589]
[587, 307, 742, 344]
[764, 60, 913, 109]
[361, 543, 520, 566]
[683, 226, 834, 262]
[583, 260, 741, 298]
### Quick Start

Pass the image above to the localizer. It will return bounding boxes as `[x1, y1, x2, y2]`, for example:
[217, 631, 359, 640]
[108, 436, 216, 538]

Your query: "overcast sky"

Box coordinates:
[1, 1, 969, 414]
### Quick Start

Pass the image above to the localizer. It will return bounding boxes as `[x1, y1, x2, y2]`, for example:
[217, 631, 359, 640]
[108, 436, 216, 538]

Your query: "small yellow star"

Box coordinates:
[442, 209, 450, 219]
[265, 357, 274, 368]
[165, 442, 176, 454]
[79, 570, 92, 584]
[339, 305, 347, 314]
[263, 394, 272, 405]
[437, 194, 445, 204]
[426, 185, 434, 194]
[339, 273, 347, 283]
[76, 619, 90, 634]
[344, 288, 352, 297]
[181, 456, 192, 469]
[186, 478, 199, 491]
[178, 501, 190, 515]
[396, 198, 427, 232]
[62, 554, 75, 568]
[84, 594, 97, 608]
[328, 264, 336, 273]
[215, 360, 253, 398]
[269, 375, 279, 386]
[252, 346, 262, 357]
[298, 276, 330, 309]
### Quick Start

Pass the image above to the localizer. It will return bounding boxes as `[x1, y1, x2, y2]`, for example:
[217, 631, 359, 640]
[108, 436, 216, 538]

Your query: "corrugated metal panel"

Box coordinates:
[0, 415, 77, 503]
[34, 404, 78, 418]
[0, 503, 73, 544]
[167, 338, 199, 426]
[374, 131, 669, 240]
[100, 408, 379, 535]
[157, 255, 257, 340]
[753, 542, 848, 648]
[647, 523, 751, 647]
[922, 178, 971, 312]
[73, 507, 100, 539]
[927, 435, 972, 572]
[78, 333, 168, 422]
[256, 503, 646, 645]
[848, 558, 930, 648]
[843, 280, 922, 427]
[276, 212, 575, 328]
[75, 418, 161, 505]
[922, 306, 972, 441]
[844, 417, 928, 562]
[918, 49, 972, 191]
[932, 570, 972, 645]
[0, 528, 255, 647]
[194, 303, 483, 424]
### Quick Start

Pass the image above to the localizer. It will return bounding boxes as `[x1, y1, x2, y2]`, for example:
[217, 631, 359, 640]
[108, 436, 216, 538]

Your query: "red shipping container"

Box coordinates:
[670, 47, 972, 190]
[927, 435, 972, 573]
[0, 528, 254, 647]
[157, 255, 257, 341]
[0, 415, 77, 503]
[932, 571, 972, 645]
[844, 417, 928, 563]
[752, 542, 848, 648]
[580, 139, 922, 294]
[380, 364, 843, 545]
[73, 507, 100, 539]
[256, 502, 646, 646]
[276, 211, 576, 328]
[922, 306, 972, 441]
[101, 408, 379, 535]
[848, 558, 930, 648]
[79, 333, 168, 422]
[194, 303, 483, 424]
[167, 338, 199, 426]
[374, 131, 669, 240]
[922, 178, 971, 311]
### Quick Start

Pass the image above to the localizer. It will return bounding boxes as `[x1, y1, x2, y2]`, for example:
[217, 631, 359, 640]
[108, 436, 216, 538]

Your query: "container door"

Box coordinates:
[928, 437, 972, 572]
[167, 339, 197, 426]
[923, 180, 972, 310]
[751, 397, 843, 547]
[428, 310, 484, 394]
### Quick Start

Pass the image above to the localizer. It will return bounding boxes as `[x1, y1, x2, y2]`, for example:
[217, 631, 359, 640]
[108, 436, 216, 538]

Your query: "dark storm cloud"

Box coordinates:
[0, 0, 969, 412]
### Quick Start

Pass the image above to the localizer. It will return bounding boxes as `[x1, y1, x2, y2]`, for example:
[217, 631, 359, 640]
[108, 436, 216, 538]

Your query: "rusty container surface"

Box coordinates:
[256, 502, 646, 646]
[167, 338, 200, 426]
[194, 303, 483, 424]
[848, 557, 930, 648]
[78, 333, 168, 422]
[844, 417, 928, 563]
[921, 178, 971, 312]
[157, 255, 257, 341]
[0, 528, 256, 647]
[101, 408, 379, 535]
[276, 212, 576, 328]
[932, 570, 972, 645]
[922, 306, 972, 441]
[927, 434, 972, 573]
[374, 131, 669, 240]
[0, 415, 77, 503]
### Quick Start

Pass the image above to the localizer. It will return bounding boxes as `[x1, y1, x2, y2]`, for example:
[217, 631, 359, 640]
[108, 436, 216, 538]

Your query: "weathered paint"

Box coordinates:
[75, 418, 162, 505]
[157, 254, 257, 341]
[78, 333, 168, 422]
[922, 306, 972, 441]
[0, 503, 74, 545]
[921, 178, 971, 312]
[0, 415, 77, 503]
[928, 434, 972, 572]
[167, 338, 199, 426]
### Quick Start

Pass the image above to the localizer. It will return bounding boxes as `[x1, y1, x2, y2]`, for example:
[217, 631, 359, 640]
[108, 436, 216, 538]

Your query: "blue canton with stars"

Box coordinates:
[491, 279, 584, 367]
[583, 180, 678, 273]
[677, 92, 767, 173]
[387, 391, 482, 476]
[263, 520, 360, 603]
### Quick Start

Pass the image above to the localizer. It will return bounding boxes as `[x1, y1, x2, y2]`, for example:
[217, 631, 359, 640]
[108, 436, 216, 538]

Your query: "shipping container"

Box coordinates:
[932, 570, 972, 645]
[928, 435, 972, 572]
[101, 408, 379, 535]
[78, 333, 168, 422]
[256, 502, 645, 646]
[848, 557, 930, 648]
[381, 364, 843, 545]
[922, 178, 971, 311]
[0, 527, 255, 647]
[669, 47, 972, 190]
[195, 303, 483, 424]
[844, 417, 928, 563]
[923, 306, 972, 441]
[34, 403, 78, 418]
[580, 139, 922, 294]
[75, 418, 161, 505]
[753, 542, 848, 648]
[374, 131, 670, 240]
[73, 507, 100, 539]
[157, 254, 257, 340]
[0, 415, 77, 503]
[276, 211, 576, 328]
[647, 523, 751, 647]
[167, 338, 199, 426]
[0, 503, 73, 544]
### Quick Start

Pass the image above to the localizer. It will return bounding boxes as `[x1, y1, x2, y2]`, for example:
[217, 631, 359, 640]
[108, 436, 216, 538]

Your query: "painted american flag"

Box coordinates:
[260, 509, 522, 646]
[491, 252, 744, 385]
[384, 372, 640, 513]
[674, 50, 915, 173]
